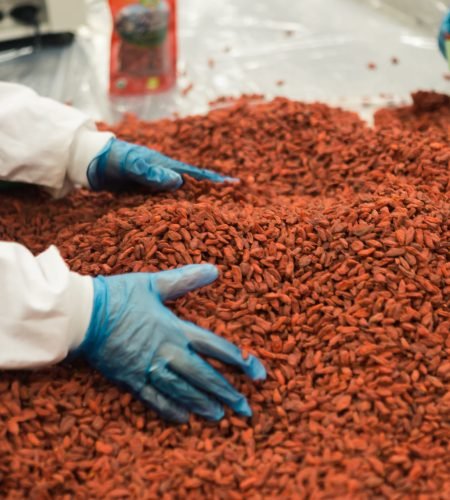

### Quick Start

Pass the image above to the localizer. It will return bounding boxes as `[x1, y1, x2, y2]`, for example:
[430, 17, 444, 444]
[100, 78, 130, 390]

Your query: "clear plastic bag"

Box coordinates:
[109, 0, 177, 95]
[0, 0, 448, 123]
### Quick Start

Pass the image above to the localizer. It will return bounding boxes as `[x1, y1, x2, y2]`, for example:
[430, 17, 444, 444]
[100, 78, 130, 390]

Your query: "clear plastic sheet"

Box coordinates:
[0, 0, 448, 123]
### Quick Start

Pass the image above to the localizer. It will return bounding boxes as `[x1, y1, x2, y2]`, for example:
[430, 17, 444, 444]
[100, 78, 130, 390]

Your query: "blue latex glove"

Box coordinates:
[87, 138, 237, 191]
[75, 265, 266, 423]
[438, 10, 450, 59]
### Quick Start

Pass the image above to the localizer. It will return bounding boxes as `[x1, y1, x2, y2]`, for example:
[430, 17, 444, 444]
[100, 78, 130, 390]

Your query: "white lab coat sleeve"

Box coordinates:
[0, 82, 114, 197]
[0, 242, 93, 369]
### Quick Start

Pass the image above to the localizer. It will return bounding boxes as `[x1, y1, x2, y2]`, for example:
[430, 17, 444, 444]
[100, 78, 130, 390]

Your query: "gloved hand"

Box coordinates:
[87, 138, 236, 191]
[438, 10, 450, 59]
[74, 265, 266, 423]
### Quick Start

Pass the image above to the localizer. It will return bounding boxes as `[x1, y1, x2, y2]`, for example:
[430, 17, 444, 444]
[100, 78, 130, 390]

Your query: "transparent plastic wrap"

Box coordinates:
[0, 0, 448, 123]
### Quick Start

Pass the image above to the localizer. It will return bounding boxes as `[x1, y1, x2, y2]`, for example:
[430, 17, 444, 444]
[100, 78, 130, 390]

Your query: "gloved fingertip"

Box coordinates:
[208, 173, 240, 184]
[172, 177, 184, 190]
[223, 176, 240, 184]
[199, 263, 219, 280]
[144, 401, 190, 424]
[166, 409, 190, 424]
[180, 263, 219, 287]
[160, 169, 183, 190]
[204, 405, 225, 421]
[233, 397, 252, 417]
[245, 356, 267, 381]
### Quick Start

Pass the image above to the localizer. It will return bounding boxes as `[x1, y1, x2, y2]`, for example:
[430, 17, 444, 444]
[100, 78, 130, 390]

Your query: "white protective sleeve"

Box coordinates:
[0, 243, 93, 369]
[0, 81, 114, 197]
[0, 82, 110, 368]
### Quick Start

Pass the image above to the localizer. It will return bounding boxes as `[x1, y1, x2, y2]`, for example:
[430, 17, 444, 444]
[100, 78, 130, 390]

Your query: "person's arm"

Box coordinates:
[0, 82, 113, 197]
[0, 82, 236, 197]
[0, 242, 93, 368]
[0, 241, 265, 421]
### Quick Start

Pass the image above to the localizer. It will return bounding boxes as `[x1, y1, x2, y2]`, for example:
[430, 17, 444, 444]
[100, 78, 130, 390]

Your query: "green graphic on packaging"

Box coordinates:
[147, 77, 160, 89]
[140, 0, 160, 7]
[116, 78, 127, 89]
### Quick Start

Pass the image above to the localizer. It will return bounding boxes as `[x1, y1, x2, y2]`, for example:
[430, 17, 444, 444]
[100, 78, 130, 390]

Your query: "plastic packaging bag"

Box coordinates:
[109, 0, 177, 95]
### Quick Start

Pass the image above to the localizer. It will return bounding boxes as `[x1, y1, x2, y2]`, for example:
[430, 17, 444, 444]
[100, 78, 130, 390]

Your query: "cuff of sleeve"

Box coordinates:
[66, 272, 94, 351]
[68, 128, 115, 188]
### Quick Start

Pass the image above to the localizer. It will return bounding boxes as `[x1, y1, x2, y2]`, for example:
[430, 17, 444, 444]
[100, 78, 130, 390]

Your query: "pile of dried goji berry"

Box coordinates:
[0, 92, 449, 498]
